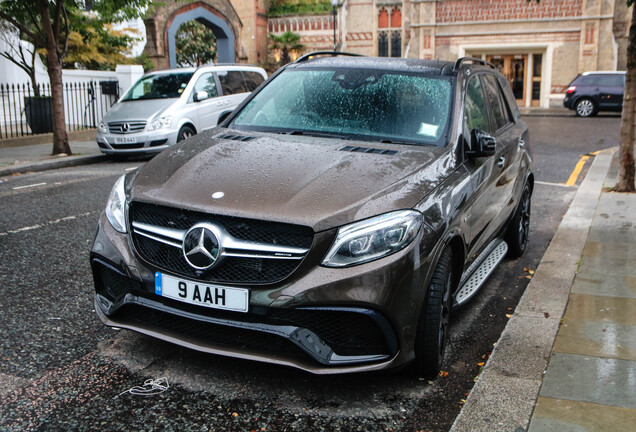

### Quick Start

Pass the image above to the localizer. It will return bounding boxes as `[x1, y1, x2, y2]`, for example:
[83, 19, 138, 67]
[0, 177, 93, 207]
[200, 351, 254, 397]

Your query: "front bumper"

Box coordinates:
[96, 129, 179, 154]
[91, 212, 432, 374]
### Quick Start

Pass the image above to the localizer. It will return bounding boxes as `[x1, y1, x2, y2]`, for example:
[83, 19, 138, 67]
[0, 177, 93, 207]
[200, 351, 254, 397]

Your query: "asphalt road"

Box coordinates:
[0, 114, 620, 431]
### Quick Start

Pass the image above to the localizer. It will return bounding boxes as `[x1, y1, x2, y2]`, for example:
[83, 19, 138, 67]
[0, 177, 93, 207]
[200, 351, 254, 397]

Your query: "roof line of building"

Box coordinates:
[411, 14, 615, 28]
[435, 28, 581, 37]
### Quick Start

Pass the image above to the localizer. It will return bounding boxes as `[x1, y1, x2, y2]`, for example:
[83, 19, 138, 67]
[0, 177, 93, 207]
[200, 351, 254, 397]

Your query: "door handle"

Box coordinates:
[518, 139, 525, 148]
[497, 157, 506, 168]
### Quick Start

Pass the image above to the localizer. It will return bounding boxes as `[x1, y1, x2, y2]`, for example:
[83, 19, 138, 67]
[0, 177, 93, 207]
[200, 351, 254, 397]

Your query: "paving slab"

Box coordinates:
[553, 294, 636, 361]
[571, 273, 636, 299]
[539, 352, 636, 409]
[529, 397, 636, 432]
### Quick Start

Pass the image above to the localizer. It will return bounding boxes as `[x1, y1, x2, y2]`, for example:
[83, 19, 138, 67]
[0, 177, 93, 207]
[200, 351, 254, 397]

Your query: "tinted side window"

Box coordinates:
[482, 74, 508, 131]
[579, 75, 599, 86]
[243, 72, 265, 92]
[497, 75, 520, 120]
[597, 75, 625, 87]
[464, 75, 491, 134]
[192, 72, 218, 99]
[218, 71, 248, 95]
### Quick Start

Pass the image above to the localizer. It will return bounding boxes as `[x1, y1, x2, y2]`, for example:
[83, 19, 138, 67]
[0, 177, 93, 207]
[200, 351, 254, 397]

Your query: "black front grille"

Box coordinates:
[111, 143, 144, 149]
[129, 202, 314, 284]
[95, 263, 143, 301]
[113, 304, 306, 358]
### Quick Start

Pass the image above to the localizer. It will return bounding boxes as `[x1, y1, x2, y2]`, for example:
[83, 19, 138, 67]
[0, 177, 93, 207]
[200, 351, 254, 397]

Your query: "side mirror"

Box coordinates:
[217, 110, 233, 126]
[194, 90, 209, 102]
[466, 129, 496, 158]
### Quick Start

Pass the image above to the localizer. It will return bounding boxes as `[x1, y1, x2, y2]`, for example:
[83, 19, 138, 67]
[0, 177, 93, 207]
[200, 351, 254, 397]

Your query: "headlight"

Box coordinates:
[321, 210, 422, 267]
[148, 116, 172, 131]
[105, 174, 128, 233]
[98, 121, 108, 133]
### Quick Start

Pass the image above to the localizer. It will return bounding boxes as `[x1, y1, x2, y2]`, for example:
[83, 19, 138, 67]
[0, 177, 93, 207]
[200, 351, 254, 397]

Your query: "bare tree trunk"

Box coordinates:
[617, 4, 636, 192]
[39, 0, 71, 155]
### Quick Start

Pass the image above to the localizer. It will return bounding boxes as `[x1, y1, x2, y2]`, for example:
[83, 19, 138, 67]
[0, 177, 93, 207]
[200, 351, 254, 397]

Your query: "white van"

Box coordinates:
[96, 65, 267, 155]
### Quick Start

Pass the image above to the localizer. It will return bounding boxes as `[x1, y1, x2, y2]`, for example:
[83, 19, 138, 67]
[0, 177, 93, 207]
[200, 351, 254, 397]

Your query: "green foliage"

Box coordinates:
[269, 31, 305, 65]
[175, 20, 217, 67]
[134, 53, 156, 72]
[63, 25, 138, 70]
[268, 0, 332, 18]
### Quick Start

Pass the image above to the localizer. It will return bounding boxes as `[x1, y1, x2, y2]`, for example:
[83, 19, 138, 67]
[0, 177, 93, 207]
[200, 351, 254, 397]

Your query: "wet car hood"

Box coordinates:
[130, 128, 455, 232]
[102, 99, 174, 123]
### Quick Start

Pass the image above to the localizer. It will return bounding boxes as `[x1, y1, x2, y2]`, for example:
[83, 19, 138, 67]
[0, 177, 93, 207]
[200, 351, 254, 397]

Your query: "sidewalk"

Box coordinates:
[0, 141, 105, 177]
[451, 148, 636, 431]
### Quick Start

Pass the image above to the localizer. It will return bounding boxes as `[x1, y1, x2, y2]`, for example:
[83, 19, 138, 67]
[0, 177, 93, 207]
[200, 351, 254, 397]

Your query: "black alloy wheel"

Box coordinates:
[414, 247, 453, 378]
[506, 183, 531, 257]
[177, 125, 196, 142]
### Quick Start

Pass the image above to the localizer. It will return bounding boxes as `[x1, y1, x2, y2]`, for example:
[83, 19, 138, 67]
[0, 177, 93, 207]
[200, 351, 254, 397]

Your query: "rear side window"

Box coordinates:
[218, 71, 249, 95]
[597, 75, 625, 87]
[464, 75, 491, 134]
[497, 75, 520, 120]
[482, 74, 511, 131]
[243, 72, 265, 92]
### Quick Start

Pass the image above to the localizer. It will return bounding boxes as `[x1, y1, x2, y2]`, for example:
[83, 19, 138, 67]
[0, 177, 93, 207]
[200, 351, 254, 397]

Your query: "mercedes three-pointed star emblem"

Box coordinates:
[182, 224, 221, 270]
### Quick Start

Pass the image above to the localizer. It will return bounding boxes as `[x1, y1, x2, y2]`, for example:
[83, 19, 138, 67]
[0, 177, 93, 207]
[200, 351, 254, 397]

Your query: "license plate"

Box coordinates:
[155, 272, 249, 313]
[115, 136, 136, 144]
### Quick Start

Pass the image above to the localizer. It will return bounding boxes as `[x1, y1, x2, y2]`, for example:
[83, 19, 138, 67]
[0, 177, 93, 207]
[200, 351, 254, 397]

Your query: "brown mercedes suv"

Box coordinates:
[91, 53, 533, 377]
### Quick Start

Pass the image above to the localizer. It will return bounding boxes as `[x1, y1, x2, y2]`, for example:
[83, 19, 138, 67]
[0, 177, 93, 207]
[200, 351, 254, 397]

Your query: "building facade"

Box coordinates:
[265, 0, 631, 108]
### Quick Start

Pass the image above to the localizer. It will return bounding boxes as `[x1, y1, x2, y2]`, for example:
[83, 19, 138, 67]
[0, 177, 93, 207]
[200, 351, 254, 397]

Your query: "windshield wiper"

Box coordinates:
[276, 130, 349, 139]
[380, 138, 424, 146]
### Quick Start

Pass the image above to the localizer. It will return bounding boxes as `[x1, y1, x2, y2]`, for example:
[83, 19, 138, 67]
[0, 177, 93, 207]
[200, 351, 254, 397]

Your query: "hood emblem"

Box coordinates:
[121, 122, 130, 133]
[182, 225, 221, 270]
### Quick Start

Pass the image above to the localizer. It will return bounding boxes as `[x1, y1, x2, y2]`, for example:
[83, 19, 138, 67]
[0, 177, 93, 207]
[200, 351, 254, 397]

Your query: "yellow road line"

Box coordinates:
[565, 155, 590, 186]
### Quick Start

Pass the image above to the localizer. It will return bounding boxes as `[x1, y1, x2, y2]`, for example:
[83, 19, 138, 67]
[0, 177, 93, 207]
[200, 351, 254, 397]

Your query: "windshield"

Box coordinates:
[122, 72, 194, 101]
[231, 68, 452, 145]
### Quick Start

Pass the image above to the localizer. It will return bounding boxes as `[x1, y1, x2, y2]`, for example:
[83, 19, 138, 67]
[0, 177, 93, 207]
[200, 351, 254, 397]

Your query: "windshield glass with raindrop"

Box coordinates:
[231, 67, 453, 146]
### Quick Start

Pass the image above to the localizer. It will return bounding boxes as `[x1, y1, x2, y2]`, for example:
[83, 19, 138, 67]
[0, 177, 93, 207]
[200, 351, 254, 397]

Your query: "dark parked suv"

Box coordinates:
[91, 53, 533, 377]
[563, 71, 625, 117]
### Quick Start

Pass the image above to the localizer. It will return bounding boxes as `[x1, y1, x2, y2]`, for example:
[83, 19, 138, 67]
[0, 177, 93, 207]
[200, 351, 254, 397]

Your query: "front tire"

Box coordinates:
[506, 183, 531, 257]
[414, 247, 453, 378]
[575, 98, 597, 117]
[177, 125, 196, 142]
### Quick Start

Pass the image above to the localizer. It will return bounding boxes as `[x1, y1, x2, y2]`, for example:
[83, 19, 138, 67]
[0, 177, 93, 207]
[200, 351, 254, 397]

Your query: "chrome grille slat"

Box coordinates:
[108, 121, 147, 134]
[128, 204, 314, 284]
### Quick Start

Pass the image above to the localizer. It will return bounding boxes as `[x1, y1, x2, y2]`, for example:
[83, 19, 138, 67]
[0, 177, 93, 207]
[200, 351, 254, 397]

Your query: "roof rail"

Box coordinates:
[294, 51, 364, 64]
[453, 57, 495, 71]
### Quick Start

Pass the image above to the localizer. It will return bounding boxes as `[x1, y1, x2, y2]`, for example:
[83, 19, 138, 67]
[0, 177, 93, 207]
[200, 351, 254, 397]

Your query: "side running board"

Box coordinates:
[453, 239, 508, 307]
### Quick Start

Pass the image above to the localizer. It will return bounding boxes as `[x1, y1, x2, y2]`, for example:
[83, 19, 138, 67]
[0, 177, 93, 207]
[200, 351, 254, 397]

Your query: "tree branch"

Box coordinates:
[59, 4, 70, 60]
[0, 11, 46, 47]
[0, 51, 34, 76]
[52, 0, 63, 42]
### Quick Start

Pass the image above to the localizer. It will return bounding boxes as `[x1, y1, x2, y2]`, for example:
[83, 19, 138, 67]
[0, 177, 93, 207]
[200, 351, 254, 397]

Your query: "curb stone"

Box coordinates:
[449, 150, 615, 432]
[0, 154, 106, 177]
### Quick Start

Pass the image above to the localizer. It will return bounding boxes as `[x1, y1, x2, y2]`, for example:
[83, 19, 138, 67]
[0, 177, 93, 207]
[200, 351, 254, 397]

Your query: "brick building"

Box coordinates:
[265, 0, 631, 108]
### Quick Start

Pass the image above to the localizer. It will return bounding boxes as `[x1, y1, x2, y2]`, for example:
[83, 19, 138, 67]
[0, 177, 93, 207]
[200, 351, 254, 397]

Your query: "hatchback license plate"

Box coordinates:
[115, 136, 136, 144]
[155, 272, 249, 313]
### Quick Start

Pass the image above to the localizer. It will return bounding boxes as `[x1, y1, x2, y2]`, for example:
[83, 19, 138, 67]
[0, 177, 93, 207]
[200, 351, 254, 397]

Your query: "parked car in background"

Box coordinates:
[91, 53, 533, 377]
[563, 71, 625, 117]
[96, 65, 267, 155]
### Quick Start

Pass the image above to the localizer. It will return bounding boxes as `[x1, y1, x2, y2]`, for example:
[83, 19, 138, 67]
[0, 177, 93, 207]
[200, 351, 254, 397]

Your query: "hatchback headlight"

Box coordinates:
[98, 121, 108, 133]
[148, 116, 172, 131]
[105, 174, 128, 233]
[322, 210, 422, 267]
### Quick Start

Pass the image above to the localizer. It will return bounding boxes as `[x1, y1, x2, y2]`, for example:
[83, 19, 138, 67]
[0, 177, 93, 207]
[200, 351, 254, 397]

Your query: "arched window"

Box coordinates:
[391, 32, 401, 58]
[390, 7, 402, 28]
[378, 8, 389, 29]
[378, 31, 389, 57]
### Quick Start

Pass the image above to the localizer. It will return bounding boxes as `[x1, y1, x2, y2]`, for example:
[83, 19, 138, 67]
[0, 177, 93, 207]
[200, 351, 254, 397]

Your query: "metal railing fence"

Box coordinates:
[0, 80, 119, 139]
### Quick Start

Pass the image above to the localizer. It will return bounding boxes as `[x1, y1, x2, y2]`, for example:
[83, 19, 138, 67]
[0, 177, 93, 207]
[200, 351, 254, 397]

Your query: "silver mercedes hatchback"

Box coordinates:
[96, 65, 267, 155]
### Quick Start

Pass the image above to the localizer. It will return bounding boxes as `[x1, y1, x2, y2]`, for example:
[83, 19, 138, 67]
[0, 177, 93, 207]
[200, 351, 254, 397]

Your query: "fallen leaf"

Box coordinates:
[506, 314, 512, 318]
[525, 275, 533, 279]
[507, 307, 514, 311]
[477, 362, 485, 367]
[544, 312, 550, 318]
[528, 270, 535, 275]
[439, 371, 449, 378]
[232, 412, 239, 417]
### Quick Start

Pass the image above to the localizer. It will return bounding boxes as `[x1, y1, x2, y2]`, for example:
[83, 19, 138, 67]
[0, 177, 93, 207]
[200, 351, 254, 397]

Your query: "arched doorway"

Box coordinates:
[144, 1, 242, 70]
